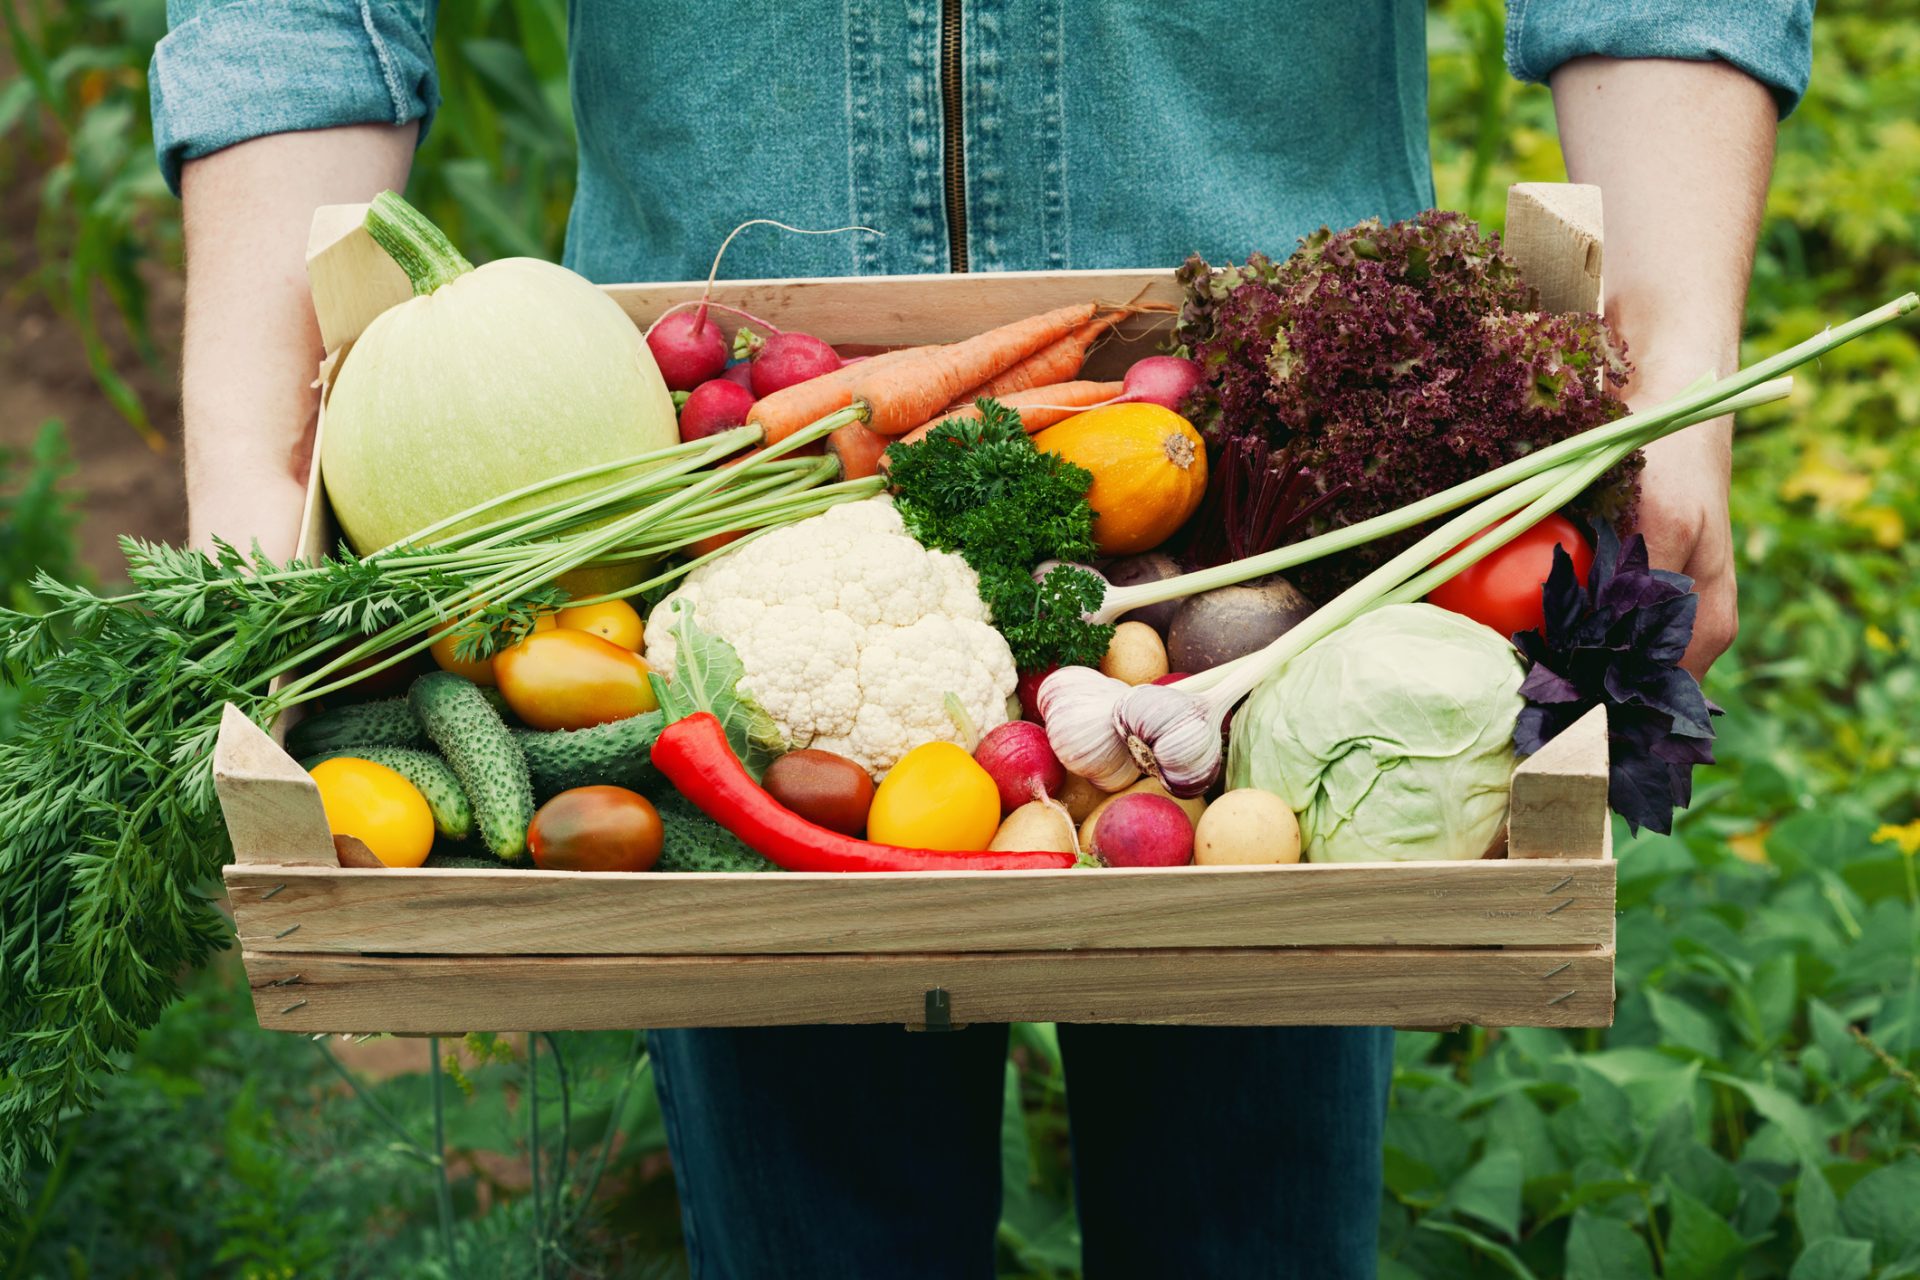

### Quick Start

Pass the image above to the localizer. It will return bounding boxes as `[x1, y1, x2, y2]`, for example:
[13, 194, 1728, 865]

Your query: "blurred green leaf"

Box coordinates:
[1565, 1211, 1656, 1280]
[1447, 1148, 1523, 1240]
[1841, 1158, 1920, 1262]
[1664, 1178, 1753, 1280]
[1789, 1237, 1875, 1280]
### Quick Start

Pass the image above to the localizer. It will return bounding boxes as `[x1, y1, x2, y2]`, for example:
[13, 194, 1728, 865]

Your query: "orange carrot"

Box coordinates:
[741, 345, 932, 447]
[849, 302, 1100, 436]
[891, 380, 1124, 449]
[945, 310, 1125, 407]
[825, 422, 892, 481]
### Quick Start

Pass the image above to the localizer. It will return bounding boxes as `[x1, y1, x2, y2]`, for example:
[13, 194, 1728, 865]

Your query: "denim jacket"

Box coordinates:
[151, 1, 1812, 285]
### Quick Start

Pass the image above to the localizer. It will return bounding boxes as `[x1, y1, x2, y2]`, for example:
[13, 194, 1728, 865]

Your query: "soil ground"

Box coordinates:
[0, 183, 188, 580]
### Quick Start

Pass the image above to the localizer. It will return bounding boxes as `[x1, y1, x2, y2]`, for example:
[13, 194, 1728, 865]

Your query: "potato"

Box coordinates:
[1100, 621, 1171, 686]
[1081, 776, 1207, 848]
[1193, 789, 1301, 865]
[1055, 772, 1108, 823]
[989, 800, 1079, 854]
[1166, 576, 1314, 674]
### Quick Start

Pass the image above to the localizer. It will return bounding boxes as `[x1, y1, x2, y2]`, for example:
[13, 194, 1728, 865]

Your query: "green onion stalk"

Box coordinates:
[1083, 293, 1920, 624]
[1060, 290, 1919, 798]
[0, 405, 876, 1192]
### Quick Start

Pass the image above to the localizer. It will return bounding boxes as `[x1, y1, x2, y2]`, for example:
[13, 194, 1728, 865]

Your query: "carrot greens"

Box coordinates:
[0, 410, 878, 1192]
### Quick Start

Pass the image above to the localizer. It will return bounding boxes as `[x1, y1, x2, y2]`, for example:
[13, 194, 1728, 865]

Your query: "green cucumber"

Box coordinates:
[301, 746, 474, 842]
[408, 673, 535, 860]
[286, 698, 425, 757]
[513, 711, 665, 798]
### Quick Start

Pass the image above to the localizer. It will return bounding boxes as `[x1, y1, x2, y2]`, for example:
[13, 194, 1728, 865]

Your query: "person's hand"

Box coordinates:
[1625, 365, 1739, 680]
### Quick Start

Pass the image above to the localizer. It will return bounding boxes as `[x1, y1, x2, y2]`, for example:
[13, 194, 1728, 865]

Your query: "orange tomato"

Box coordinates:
[429, 611, 554, 686]
[556, 599, 644, 652]
[494, 628, 658, 731]
[308, 757, 435, 868]
[529, 786, 664, 872]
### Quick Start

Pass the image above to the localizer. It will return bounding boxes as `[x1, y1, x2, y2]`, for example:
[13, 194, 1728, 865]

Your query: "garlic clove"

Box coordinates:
[1038, 665, 1142, 792]
[1111, 682, 1223, 799]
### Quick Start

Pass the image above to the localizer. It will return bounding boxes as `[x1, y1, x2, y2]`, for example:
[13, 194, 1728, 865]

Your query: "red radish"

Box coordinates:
[974, 720, 1066, 814]
[647, 310, 729, 391]
[1151, 672, 1190, 685]
[721, 362, 756, 389]
[646, 214, 878, 391]
[1088, 793, 1194, 867]
[752, 332, 843, 397]
[973, 356, 1205, 422]
[1118, 355, 1205, 412]
[1016, 665, 1058, 722]
[679, 378, 757, 441]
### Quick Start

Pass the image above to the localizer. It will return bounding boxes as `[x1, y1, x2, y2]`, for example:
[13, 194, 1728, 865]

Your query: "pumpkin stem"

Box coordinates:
[1163, 430, 1197, 469]
[365, 191, 475, 296]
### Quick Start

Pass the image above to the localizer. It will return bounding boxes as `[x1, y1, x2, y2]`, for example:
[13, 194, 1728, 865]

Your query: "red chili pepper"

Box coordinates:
[651, 712, 1077, 872]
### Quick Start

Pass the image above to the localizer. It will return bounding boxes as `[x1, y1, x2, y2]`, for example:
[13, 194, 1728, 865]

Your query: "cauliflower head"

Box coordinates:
[645, 498, 1017, 777]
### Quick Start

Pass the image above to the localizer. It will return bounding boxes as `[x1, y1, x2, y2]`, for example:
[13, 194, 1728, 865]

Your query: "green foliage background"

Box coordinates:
[2, 0, 1917, 1275]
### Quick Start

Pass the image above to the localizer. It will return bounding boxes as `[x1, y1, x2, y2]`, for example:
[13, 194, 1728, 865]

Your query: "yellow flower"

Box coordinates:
[1864, 625, 1896, 654]
[1872, 821, 1920, 858]
[1729, 825, 1772, 865]
[1847, 505, 1906, 549]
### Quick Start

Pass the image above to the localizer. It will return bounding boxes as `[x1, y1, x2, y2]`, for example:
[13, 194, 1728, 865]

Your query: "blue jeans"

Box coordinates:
[649, 1023, 1392, 1279]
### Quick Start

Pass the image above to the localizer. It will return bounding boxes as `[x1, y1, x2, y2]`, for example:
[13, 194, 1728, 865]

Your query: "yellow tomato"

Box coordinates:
[429, 611, 554, 685]
[494, 628, 658, 731]
[556, 599, 644, 652]
[308, 757, 435, 868]
[866, 742, 1001, 851]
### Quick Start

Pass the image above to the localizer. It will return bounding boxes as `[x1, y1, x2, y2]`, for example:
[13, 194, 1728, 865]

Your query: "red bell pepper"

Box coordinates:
[651, 712, 1077, 872]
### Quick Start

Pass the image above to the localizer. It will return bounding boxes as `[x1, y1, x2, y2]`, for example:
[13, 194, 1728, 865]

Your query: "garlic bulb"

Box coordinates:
[1110, 682, 1225, 798]
[1036, 666, 1141, 792]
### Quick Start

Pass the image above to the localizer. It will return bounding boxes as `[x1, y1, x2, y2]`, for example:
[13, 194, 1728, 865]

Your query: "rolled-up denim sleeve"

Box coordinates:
[150, 0, 438, 194]
[1505, 0, 1814, 117]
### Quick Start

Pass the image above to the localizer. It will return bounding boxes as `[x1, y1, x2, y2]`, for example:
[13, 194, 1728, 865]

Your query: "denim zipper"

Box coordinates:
[940, 0, 968, 272]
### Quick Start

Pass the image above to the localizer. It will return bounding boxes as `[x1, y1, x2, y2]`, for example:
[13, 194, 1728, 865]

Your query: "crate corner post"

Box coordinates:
[214, 702, 336, 867]
[1504, 182, 1604, 315]
[306, 202, 412, 353]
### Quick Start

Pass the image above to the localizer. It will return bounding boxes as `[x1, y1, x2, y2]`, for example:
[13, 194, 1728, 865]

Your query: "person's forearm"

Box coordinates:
[1551, 56, 1779, 674]
[179, 124, 416, 560]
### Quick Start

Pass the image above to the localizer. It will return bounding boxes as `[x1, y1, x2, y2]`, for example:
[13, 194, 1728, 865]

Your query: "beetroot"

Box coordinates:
[678, 378, 757, 441]
[647, 309, 729, 391]
[751, 332, 842, 397]
[973, 720, 1066, 814]
[1103, 552, 1185, 635]
[1088, 793, 1194, 867]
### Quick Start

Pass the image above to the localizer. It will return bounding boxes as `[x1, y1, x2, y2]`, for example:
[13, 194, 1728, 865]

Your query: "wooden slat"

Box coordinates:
[213, 705, 336, 866]
[601, 268, 1179, 379]
[241, 946, 1614, 1033]
[223, 857, 1616, 955]
[1504, 183, 1604, 314]
[1509, 705, 1612, 860]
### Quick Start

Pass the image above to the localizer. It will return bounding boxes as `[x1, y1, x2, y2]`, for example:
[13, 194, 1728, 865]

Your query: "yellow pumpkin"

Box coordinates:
[1033, 404, 1208, 555]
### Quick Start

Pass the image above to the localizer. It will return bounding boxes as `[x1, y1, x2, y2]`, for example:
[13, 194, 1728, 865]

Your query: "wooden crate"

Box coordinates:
[216, 183, 1617, 1035]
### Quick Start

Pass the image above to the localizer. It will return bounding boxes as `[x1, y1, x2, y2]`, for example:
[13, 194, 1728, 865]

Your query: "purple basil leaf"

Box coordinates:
[1632, 593, 1698, 665]
[1610, 746, 1677, 835]
[1518, 663, 1584, 704]
[1586, 519, 1623, 596]
[1538, 543, 1587, 643]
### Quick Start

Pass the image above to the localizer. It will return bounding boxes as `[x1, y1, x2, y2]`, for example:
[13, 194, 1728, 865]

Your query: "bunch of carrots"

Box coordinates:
[735, 302, 1136, 481]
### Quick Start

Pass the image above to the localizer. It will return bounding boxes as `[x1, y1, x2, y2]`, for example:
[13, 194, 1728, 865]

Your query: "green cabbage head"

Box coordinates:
[1226, 603, 1525, 862]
